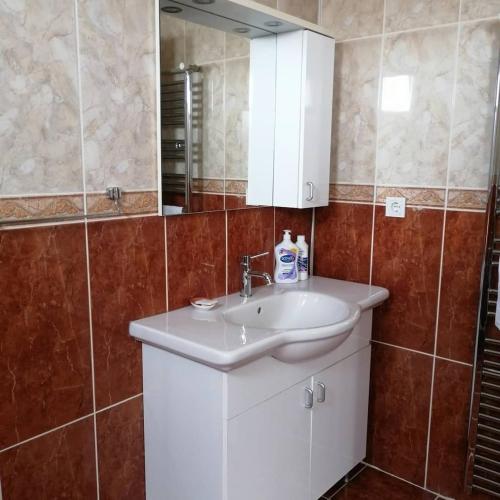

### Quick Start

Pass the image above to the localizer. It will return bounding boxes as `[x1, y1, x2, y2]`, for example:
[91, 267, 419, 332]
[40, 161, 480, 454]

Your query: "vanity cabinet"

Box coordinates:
[247, 30, 335, 208]
[141, 310, 373, 500]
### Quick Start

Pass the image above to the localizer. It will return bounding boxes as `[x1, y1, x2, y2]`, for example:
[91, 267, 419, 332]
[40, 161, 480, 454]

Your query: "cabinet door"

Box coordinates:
[298, 31, 335, 208]
[310, 347, 371, 500]
[227, 378, 312, 500]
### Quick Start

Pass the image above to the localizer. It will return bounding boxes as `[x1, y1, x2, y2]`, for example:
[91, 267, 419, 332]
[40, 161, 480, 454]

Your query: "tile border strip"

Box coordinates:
[329, 184, 488, 210]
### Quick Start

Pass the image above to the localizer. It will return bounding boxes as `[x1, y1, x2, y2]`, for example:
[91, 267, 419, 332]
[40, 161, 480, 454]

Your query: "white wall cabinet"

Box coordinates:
[247, 30, 335, 208]
[142, 311, 372, 500]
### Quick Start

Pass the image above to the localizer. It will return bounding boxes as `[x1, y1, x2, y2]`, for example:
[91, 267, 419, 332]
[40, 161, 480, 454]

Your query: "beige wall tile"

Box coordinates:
[449, 20, 500, 189]
[277, 0, 319, 24]
[385, 0, 459, 32]
[160, 14, 185, 72]
[225, 33, 250, 59]
[225, 58, 249, 180]
[377, 27, 457, 187]
[254, 0, 277, 7]
[185, 23, 224, 65]
[0, 0, 82, 196]
[79, 0, 157, 193]
[331, 38, 381, 185]
[461, 0, 500, 20]
[321, 0, 384, 41]
[198, 63, 225, 179]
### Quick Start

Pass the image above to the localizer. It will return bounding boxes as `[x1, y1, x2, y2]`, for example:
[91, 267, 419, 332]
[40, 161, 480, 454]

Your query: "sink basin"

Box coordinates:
[129, 276, 390, 370]
[223, 291, 358, 362]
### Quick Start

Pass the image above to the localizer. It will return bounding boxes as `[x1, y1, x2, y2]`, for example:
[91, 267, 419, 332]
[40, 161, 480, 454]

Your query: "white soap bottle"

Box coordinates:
[296, 235, 309, 281]
[274, 229, 299, 284]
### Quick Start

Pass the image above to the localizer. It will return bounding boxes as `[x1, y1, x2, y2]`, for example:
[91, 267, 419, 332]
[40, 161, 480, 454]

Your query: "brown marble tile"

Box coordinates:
[88, 216, 166, 410]
[331, 467, 434, 499]
[367, 343, 433, 485]
[96, 397, 145, 500]
[274, 207, 313, 246]
[372, 207, 443, 354]
[166, 211, 226, 310]
[314, 203, 373, 284]
[427, 359, 473, 498]
[224, 195, 248, 210]
[227, 207, 275, 294]
[0, 417, 96, 499]
[437, 211, 485, 364]
[0, 224, 92, 449]
[278, 0, 319, 23]
[190, 192, 224, 213]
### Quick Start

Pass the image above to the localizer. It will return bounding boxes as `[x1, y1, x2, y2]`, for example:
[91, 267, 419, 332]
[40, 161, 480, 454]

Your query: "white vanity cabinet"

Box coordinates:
[247, 30, 335, 208]
[141, 310, 373, 500]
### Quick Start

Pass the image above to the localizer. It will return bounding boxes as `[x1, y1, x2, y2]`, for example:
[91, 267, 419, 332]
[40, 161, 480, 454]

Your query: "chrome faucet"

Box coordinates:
[240, 252, 273, 298]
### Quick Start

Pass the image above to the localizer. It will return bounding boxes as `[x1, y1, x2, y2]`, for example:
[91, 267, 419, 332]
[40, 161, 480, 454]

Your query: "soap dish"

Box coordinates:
[190, 297, 218, 310]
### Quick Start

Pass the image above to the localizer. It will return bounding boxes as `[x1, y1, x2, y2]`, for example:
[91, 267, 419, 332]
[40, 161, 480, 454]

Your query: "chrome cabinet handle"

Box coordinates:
[316, 382, 326, 403]
[304, 387, 314, 408]
[306, 181, 314, 201]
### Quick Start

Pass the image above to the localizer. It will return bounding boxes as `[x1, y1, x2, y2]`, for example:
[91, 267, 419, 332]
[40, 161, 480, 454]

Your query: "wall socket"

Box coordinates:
[385, 196, 406, 218]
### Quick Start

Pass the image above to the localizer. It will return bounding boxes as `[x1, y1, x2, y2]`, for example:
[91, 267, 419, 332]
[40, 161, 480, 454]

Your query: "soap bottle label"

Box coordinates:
[298, 255, 308, 272]
[277, 248, 297, 281]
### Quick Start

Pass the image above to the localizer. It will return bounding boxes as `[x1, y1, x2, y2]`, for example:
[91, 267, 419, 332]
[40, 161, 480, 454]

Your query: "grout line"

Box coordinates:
[0, 413, 94, 455]
[83, 221, 100, 500]
[337, 14, 499, 44]
[73, 0, 87, 216]
[0, 393, 143, 455]
[371, 339, 473, 367]
[94, 393, 143, 415]
[424, 2, 463, 487]
[164, 216, 169, 310]
[368, 0, 387, 286]
[225, 210, 228, 295]
[362, 462, 443, 498]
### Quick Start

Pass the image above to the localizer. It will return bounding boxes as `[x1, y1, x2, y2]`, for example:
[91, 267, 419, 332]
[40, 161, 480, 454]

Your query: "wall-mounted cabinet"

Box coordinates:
[247, 30, 335, 208]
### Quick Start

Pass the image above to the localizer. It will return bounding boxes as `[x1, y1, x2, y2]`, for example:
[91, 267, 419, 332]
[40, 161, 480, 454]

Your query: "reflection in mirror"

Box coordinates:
[160, 10, 252, 214]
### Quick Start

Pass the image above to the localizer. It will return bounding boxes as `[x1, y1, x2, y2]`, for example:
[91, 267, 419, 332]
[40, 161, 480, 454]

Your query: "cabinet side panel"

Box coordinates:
[298, 32, 335, 208]
[247, 36, 277, 206]
[142, 345, 224, 500]
[273, 31, 303, 207]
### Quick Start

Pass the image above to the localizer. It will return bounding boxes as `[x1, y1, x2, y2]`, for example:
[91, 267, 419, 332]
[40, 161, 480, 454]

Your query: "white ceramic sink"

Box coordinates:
[130, 277, 389, 371]
[223, 291, 358, 362]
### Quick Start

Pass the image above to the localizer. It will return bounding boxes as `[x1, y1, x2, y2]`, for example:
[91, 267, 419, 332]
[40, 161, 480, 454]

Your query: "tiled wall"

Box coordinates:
[0, 0, 157, 221]
[322, 0, 499, 212]
[0, 206, 311, 499]
[314, 1, 498, 497]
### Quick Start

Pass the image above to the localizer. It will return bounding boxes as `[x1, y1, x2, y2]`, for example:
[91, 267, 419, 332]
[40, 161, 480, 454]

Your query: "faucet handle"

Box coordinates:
[249, 251, 269, 260]
[240, 251, 269, 269]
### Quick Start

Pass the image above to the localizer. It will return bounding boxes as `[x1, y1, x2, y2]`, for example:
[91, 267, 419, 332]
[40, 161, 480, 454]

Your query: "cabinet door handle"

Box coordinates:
[304, 387, 314, 408]
[316, 382, 326, 403]
[306, 181, 314, 201]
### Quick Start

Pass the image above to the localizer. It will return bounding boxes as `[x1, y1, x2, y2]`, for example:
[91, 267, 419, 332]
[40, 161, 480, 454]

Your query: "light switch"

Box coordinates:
[385, 197, 406, 218]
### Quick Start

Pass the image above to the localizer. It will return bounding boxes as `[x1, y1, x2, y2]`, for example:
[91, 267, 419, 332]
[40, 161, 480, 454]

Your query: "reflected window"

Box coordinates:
[381, 75, 413, 113]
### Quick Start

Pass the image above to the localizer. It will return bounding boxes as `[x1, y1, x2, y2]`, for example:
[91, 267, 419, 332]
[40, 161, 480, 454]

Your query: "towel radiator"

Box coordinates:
[161, 65, 201, 213]
[466, 58, 500, 498]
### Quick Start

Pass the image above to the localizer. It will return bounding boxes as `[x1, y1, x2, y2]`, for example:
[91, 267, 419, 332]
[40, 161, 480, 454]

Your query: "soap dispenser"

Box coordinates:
[274, 229, 299, 284]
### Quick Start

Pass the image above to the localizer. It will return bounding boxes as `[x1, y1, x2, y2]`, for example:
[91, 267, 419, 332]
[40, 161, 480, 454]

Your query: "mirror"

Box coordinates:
[159, 3, 275, 214]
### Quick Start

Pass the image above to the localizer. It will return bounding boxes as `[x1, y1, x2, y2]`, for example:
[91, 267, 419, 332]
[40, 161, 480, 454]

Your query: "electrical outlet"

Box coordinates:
[385, 196, 406, 218]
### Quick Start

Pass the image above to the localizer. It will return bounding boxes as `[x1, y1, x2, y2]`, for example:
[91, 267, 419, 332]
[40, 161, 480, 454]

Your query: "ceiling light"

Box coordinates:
[264, 20, 283, 27]
[161, 6, 183, 13]
[193, 0, 215, 4]
[233, 27, 250, 33]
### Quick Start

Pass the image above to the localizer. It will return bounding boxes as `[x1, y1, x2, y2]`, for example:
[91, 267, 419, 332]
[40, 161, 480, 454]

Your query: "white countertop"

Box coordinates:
[129, 276, 389, 369]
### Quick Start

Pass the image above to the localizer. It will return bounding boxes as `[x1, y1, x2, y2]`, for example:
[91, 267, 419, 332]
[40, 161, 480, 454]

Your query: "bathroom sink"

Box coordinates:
[130, 277, 389, 370]
[223, 291, 358, 362]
